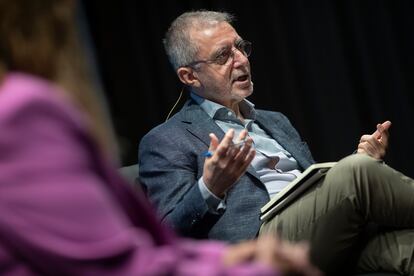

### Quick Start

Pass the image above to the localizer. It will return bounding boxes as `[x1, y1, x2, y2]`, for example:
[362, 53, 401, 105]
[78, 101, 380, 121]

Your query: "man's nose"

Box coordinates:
[232, 48, 249, 67]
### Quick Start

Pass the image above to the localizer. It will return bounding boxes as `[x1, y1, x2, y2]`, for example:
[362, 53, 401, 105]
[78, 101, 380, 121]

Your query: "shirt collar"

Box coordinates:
[190, 92, 257, 120]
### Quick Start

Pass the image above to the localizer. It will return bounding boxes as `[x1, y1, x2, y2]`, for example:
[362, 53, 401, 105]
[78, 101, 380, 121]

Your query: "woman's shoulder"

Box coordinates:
[0, 72, 85, 129]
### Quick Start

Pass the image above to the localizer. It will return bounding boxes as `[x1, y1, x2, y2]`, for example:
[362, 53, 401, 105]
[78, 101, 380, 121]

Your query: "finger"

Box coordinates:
[372, 120, 392, 139]
[359, 134, 382, 156]
[245, 149, 256, 165]
[236, 149, 255, 175]
[226, 148, 255, 182]
[226, 144, 241, 161]
[380, 131, 389, 148]
[274, 240, 319, 274]
[236, 129, 248, 144]
[365, 135, 382, 152]
[225, 130, 248, 161]
[357, 147, 366, 154]
[358, 142, 377, 158]
[231, 138, 254, 174]
[233, 137, 253, 161]
[222, 241, 257, 266]
[381, 120, 392, 131]
[357, 135, 370, 152]
[208, 133, 219, 152]
[359, 134, 371, 143]
[358, 143, 371, 155]
[358, 142, 374, 154]
[366, 134, 387, 158]
[215, 129, 235, 157]
[255, 235, 280, 268]
[378, 122, 391, 145]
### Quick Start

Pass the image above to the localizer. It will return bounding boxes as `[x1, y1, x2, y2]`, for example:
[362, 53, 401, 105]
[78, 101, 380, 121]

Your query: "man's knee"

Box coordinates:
[334, 154, 381, 179]
[337, 154, 380, 171]
[324, 154, 382, 194]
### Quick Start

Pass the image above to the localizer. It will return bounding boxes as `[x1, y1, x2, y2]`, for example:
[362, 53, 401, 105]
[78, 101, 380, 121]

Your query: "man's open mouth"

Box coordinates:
[233, 74, 249, 83]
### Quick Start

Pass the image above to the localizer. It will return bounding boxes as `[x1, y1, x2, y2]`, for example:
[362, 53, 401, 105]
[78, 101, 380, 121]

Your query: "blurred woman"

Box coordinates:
[0, 0, 320, 275]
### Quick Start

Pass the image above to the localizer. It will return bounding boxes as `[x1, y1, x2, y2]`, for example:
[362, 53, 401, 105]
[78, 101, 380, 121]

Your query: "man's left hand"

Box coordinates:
[357, 120, 391, 160]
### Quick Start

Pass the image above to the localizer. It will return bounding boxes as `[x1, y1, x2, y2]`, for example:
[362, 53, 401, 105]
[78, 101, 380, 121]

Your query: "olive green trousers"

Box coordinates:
[260, 154, 414, 275]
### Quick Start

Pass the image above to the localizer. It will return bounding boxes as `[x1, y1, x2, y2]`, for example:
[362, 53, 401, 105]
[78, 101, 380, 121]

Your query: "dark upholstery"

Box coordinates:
[119, 163, 139, 186]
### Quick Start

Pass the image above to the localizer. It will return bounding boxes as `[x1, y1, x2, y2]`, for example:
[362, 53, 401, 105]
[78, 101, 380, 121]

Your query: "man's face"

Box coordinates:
[188, 22, 253, 108]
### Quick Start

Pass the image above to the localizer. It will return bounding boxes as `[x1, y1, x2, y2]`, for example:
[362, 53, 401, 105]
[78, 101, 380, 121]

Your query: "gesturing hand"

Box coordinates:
[202, 129, 255, 197]
[357, 120, 391, 160]
[223, 235, 323, 276]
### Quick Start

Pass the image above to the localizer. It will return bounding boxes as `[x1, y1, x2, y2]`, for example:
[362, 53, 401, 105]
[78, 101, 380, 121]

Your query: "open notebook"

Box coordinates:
[260, 162, 337, 222]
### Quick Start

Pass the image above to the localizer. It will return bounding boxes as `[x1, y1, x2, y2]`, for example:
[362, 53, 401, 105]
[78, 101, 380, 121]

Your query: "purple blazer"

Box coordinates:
[0, 73, 276, 275]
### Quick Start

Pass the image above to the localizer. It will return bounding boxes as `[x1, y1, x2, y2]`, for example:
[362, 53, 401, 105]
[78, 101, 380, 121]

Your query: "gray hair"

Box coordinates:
[163, 10, 235, 70]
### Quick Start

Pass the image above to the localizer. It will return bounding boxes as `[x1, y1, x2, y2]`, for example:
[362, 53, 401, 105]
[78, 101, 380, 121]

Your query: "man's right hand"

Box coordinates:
[202, 129, 255, 197]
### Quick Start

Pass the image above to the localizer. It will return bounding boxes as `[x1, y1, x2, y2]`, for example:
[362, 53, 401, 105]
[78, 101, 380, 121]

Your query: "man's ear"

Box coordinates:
[177, 67, 201, 88]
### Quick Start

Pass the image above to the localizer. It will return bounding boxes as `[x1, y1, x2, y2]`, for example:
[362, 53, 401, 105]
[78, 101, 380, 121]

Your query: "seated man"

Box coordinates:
[138, 10, 414, 275]
[0, 2, 321, 275]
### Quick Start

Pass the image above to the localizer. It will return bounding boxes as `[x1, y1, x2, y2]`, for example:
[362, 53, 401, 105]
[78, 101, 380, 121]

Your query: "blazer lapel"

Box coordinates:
[180, 100, 225, 147]
[255, 112, 310, 170]
[179, 100, 263, 182]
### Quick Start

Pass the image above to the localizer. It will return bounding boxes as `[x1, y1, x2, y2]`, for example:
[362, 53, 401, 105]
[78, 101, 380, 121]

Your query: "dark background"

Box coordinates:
[82, 0, 414, 177]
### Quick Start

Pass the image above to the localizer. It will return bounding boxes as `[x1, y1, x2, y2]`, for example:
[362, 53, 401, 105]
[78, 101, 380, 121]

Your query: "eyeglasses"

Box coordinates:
[183, 40, 252, 68]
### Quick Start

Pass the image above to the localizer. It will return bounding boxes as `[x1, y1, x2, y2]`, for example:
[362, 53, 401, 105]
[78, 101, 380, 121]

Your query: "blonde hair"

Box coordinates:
[0, 0, 118, 160]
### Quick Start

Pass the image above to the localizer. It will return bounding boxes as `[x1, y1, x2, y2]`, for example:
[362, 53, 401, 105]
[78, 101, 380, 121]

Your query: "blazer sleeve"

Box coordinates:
[138, 127, 217, 237]
[0, 89, 274, 275]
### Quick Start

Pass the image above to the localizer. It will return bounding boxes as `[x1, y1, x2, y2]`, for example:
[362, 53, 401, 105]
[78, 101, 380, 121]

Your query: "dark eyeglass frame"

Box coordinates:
[182, 40, 252, 68]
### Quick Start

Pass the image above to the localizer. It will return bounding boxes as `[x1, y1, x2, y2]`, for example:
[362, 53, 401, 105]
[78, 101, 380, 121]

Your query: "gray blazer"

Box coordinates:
[139, 99, 315, 242]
